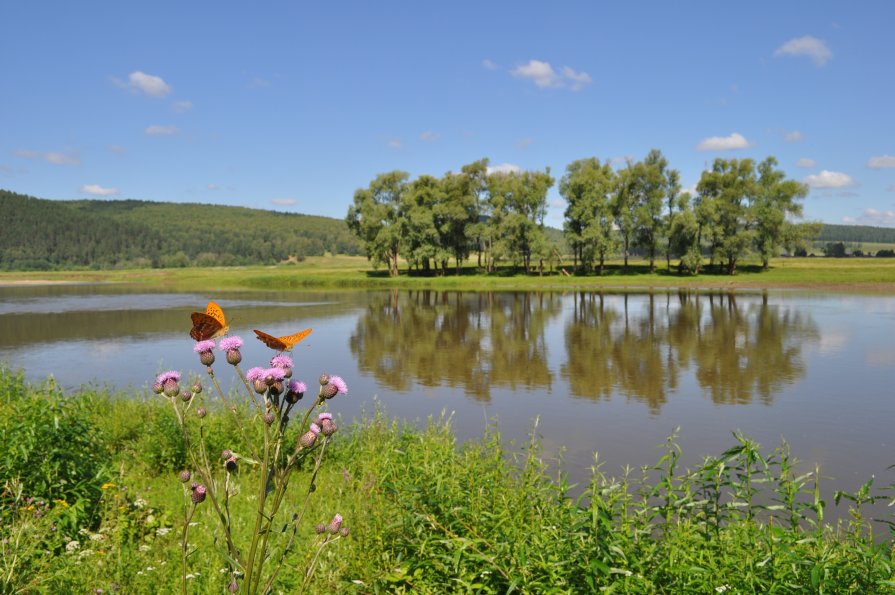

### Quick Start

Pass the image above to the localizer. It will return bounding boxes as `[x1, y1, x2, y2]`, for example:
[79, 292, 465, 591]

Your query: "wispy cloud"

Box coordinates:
[145, 124, 179, 136]
[482, 58, 498, 70]
[386, 139, 402, 149]
[82, 184, 118, 196]
[774, 36, 832, 67]
[172, 100, 193, 113]
[118, 71, 172, 97]
[271, 197, 296, 206]
[486, 163, 521, 175]
[516, 138, 533, 150]
[796, 158, 816, 168]
[109, 145, 128, 155]
[511, 59, 592, 91]
[867, 155, 895, 169]
[15, 148, 81, 165]
[207, 183, 219, 191]
[785, 130, 803, 142]
[696, 132, 751, 152]
[804, 170, 855, 188]
[850, 208, 895, 226]
[419, 131, 440, 142]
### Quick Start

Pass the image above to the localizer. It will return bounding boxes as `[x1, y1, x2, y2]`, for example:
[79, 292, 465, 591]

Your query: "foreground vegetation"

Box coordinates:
[2, 366, 894, 593]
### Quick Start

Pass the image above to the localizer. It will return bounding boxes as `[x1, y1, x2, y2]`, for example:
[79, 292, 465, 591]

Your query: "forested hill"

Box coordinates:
[0, 190, 361, 270]
[815, 223, 895, 244]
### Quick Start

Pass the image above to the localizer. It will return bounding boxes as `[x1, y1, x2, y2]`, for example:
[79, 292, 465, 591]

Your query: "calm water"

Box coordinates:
[1, 283, 894, 500]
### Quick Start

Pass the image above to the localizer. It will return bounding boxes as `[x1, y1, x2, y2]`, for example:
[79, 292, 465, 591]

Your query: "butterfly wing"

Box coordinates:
[279, 328, 312, 351]
[254, 329, 287, 351]
[191, 313, 224, 341]
[190, 302, 228, 341]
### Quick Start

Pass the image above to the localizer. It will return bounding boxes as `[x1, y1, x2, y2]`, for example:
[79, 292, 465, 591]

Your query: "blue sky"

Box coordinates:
[2, 1, 894, 228]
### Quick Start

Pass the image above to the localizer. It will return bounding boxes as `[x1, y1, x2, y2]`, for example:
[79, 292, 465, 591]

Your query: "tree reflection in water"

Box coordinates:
[350, 290, 818, 409]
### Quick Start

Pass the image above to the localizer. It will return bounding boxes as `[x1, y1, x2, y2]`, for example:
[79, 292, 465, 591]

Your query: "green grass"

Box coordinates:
[4, 254, 895, 292]
[2, 366, 895, 593]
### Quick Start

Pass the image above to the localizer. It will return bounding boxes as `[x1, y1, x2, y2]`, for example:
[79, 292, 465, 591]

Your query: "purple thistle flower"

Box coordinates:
[218, 336, 243, 352]
[289, 380, 307, 394]
[264, 368, 286, 382]
[245, 367, 265, 382]
[156, 370, 181, 385]
[310, 422, 321, 434]
[191, 484, 207, 504]
[270, 355, 293, 369]
[329, 376, 348, 395]
[193, 340, 216, 353]
[326, 514, 343, 534]
[318, 412, 333, 421]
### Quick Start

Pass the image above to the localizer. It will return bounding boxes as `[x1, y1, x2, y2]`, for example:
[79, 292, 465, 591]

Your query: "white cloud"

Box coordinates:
[248, 77, 270, 89]
[109, 145, 128, 155]
[696, 132, 751, 152]
[549, 199, 565, 209]
[785, 130, 803, 142]
[482, 58, 498, 70]
[207, 183, 218, 191]
[854, 208, 895, 226]
[512, 59, 591, 91]
[419, 131, 440, 142]
[128, 71, 172, 97]
[82, 184, 118, 196]
[486, 163, 521, 175]
[561, 66, 592, 91]
[867, 155, 895, 169]
[516, 138, 533, 150]
[271, 197, 296, 206]
[796, 158, 816, 168]
[172, 100, 193, 113]
[803, 170, 855, 188]
[386, 139, 402, 149]
[15, 148, 81, 165]
[513, 60, 561, 88]
[774, 36, 832, 67]
[145, 124, 179, 136]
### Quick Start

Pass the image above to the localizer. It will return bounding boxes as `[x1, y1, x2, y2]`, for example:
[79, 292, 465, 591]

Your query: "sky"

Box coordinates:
[2, 1, 894, 229]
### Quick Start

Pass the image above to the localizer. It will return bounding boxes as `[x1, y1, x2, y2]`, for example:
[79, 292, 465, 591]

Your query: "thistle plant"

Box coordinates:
[155, 334, 349, 594]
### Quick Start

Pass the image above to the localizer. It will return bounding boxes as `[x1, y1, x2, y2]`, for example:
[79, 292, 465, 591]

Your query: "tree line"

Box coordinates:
[0, 190, 362, 270]
[346, 152, 820, 276]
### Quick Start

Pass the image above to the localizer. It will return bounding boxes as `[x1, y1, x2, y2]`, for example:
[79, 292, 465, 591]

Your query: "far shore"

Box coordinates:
[2, 255, 895, 293]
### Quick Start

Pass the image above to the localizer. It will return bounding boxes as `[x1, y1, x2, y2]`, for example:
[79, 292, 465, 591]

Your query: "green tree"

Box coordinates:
[632, 149, 675, 273]
[560, 158, 617, 274]
[487, 169, 554, 272]
[753, 157, 809, 268]
[695, 158, 758, 275]
[613, 165, 638, 272]
[402, 175, 444, 272]
[439, 160, 487, 274]
[346, 171, 409, 277]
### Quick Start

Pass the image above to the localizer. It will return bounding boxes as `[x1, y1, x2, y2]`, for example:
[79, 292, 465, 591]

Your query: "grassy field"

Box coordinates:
[3, 255, 895, 292]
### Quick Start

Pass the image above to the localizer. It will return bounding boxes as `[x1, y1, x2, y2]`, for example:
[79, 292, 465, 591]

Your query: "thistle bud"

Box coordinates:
[326, 514, 343, 534]
[179, 470, 191, 483]
[152, 382, 164, 394]
[196, 407, 207, 418]
[339, 526, 350, 537]
[264, 412, 275, 425]
[319, 373, 330, 386]
[226, 350, 242, 365]
[199, 351, 215, 366]
[180, 390, 192, 402]
[269, 380, 283, 397]
[191, 383, 203, 394]
[225, 456, 238, 472]
[191, 484, 207, 504]
[299, 423, 320, 448]
[163, 380, 179, 398]
[315, 523, 326, 534]
[221, 449, 232, 460]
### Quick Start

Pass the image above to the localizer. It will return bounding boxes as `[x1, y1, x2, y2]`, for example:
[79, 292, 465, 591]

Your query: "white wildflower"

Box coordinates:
[65, 540, 80, 553]
[156, 527, 172, 537]
[138, 544, 151, 552]
[133, 498, 148, 509]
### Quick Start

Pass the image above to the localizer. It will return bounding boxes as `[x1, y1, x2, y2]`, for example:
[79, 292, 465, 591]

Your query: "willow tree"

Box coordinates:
[560, 157, 616, 274]
[487, 168, 554, 273]
[346, 171, 409, 277]
[695, 158, 757, 275]
[753, 157, 809, 268]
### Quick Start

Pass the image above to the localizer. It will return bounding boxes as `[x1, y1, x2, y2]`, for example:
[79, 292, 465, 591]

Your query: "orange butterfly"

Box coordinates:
[254, 328, 312, 351]
[190, 301, 230, 341]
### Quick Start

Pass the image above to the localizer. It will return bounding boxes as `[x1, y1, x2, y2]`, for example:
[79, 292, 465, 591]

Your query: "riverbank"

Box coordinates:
[3, 255, 895, 293]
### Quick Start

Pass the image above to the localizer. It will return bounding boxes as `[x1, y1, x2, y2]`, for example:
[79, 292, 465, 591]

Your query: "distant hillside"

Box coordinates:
[0, 190, 361, 271]
[815, 223, 895, 244]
